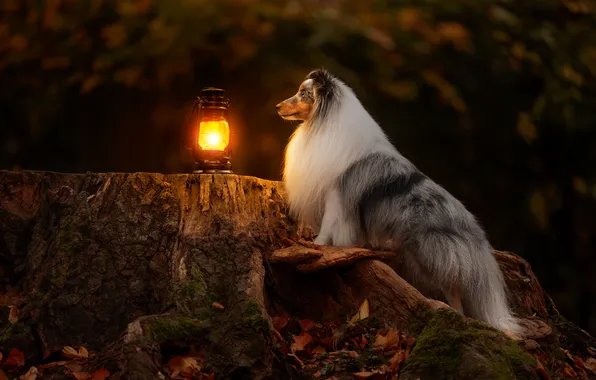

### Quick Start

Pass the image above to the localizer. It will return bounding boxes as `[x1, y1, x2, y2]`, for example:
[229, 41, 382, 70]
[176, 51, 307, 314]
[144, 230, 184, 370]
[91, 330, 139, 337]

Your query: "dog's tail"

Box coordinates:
[413, 230, 521, 335]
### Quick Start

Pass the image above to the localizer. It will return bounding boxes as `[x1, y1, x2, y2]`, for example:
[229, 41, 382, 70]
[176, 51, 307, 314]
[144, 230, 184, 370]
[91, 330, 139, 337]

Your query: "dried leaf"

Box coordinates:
[78, 346, 89, 359]
[299, 319, 315, 332]
[211, 302, 225, 310]
[290, 332, 313, 353]
[585, 357, 596, 374]
[560, 363, 577, 377]
[536, 357, 551, 380]
[61, 346, 88, 360]
[4, 348, 25, 367]
[272, 315, 290, 330]
[5, 305, 20, 321]
[168, 356, 201, 378]
[374, 329, 399, 350]
[90, 369, 110, 380]
[0, 287, 23, 306]
[350, 299, 370, 323]
[65, 362, 85, 372]
[389, 350, 406, 371]
[358, 334, 369, 349]
[19, 366, 39, 380]
[312, 346, 326, 354]
[38, 361, 70, 369]
[354, 372, 375, 379]
[72, 373, 91, 380]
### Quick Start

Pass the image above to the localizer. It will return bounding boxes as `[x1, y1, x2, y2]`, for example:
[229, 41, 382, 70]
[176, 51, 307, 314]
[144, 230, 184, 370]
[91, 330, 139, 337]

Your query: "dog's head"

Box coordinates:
[276, 69, 337, 122]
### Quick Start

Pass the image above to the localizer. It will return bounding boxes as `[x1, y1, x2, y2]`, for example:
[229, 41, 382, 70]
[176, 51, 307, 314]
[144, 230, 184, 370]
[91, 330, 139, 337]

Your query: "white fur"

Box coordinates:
[283, 81, 394, 229]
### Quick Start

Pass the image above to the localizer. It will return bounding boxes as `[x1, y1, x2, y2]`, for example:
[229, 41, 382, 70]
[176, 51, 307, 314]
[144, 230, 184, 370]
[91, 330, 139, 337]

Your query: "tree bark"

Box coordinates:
[0, 171, 594, 379]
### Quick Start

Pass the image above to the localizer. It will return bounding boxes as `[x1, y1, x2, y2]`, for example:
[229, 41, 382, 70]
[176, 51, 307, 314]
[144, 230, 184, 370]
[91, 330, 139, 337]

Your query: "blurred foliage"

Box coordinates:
[1, 0, 596, 334]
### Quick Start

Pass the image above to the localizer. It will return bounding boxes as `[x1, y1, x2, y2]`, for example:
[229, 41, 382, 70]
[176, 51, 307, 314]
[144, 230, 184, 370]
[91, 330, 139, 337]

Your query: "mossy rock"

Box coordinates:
[400, 310, 538, 380]
[143, 316, 207, 343]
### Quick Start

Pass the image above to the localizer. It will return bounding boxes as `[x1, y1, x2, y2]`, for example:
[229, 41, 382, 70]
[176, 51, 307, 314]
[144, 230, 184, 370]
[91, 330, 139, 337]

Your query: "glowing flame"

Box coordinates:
[198, 120, 229, 151]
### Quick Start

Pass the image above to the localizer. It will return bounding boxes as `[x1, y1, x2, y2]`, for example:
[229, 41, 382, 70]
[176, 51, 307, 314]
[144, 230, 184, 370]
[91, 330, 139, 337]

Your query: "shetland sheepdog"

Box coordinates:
[276, 69, 520, 335]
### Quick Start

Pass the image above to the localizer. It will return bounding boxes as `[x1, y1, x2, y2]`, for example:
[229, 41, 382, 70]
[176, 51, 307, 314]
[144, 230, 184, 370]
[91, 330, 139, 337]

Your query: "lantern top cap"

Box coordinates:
[198, 87, 230, 107]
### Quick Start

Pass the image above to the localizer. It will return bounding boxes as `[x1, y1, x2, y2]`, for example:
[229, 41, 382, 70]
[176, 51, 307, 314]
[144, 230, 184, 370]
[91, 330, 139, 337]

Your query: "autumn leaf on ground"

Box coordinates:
[272, 315, 290, 330]
[350, 299, 370, 323]
[19, 366, 39, 380]
[211, 302, 225, 310]
[299, 319, 315, 332]
[4, 348, 25, 367]
[358, 334, 368, 349]
[90, 369, 110, 380]
[0, 286, 22, 307]
[374, 329, 400, 351]
[389, 350, 406, 371]
[62, 346, 89, 360]
[8, 305, 19, 324]
[65, 361, 85, 372]
[585, 357, 596, 374]
[290, 332, 313, 353]
[168, 356, 201, 378]
[559, 363, 577, 377]
[535, 357, 551, 380]
[312, 346, 326, 354]
[38, 361, 69, 369]
[72, 372, 91, 380]
[354, 372, 375, 379]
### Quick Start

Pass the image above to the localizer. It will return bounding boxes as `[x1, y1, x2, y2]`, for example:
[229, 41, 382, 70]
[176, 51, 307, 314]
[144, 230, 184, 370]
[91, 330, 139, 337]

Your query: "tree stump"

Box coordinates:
[0, 171, 594, 379]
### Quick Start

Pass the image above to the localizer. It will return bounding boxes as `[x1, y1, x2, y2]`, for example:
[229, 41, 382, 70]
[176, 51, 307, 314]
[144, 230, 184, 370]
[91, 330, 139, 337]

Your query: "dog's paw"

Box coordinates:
[313, 235, 328, 246]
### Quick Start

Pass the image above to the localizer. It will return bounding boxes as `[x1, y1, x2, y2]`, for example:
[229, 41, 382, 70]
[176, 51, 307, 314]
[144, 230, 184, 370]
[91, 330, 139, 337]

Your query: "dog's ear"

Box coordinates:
[307, 68, 333, 88]
[307, 69, 335, 103]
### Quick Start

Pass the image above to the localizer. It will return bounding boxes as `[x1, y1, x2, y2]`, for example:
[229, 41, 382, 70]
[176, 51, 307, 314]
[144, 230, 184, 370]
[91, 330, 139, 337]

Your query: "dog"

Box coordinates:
[276, 68, 520, 335]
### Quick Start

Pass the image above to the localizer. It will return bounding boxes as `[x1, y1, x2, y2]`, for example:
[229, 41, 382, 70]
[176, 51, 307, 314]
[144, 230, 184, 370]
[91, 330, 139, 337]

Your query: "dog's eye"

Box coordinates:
[300, 89, 306, 97]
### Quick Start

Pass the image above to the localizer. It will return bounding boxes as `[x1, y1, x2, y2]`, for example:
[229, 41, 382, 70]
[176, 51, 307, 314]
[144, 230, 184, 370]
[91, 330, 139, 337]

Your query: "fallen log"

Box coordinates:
[0, 171, 594, 379]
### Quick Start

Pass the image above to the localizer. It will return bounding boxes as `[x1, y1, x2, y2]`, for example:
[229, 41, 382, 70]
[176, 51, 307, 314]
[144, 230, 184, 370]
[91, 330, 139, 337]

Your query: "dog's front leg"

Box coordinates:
[314, 188, 355, 246]
[313, 194, 336, 246]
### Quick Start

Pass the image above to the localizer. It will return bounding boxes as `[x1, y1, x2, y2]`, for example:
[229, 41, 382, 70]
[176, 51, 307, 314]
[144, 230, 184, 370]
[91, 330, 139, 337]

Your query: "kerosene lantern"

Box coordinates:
[191, 87, 232, 173]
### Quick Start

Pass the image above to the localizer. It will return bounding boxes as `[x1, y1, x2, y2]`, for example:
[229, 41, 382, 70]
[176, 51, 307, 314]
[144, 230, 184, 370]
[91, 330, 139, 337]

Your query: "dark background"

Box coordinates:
[1, 1, 595, 335]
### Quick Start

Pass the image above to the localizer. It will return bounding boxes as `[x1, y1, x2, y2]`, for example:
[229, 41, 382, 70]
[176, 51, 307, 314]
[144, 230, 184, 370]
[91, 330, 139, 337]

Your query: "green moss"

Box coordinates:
[0, 322, 32, 350]
[242, 300, 270, 334]
[401, 310, 536, 380]
[404, 303, 435, 335]
[145, 316, 205, 342]
[49, 216, 92, 288]
[171, 265, 208, 316]
[0, 324, 16, 343]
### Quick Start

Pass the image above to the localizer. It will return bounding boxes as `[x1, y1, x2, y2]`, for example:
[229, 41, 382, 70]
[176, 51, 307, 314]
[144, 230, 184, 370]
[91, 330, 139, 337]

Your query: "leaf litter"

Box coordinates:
[272, 299, 414, 379]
